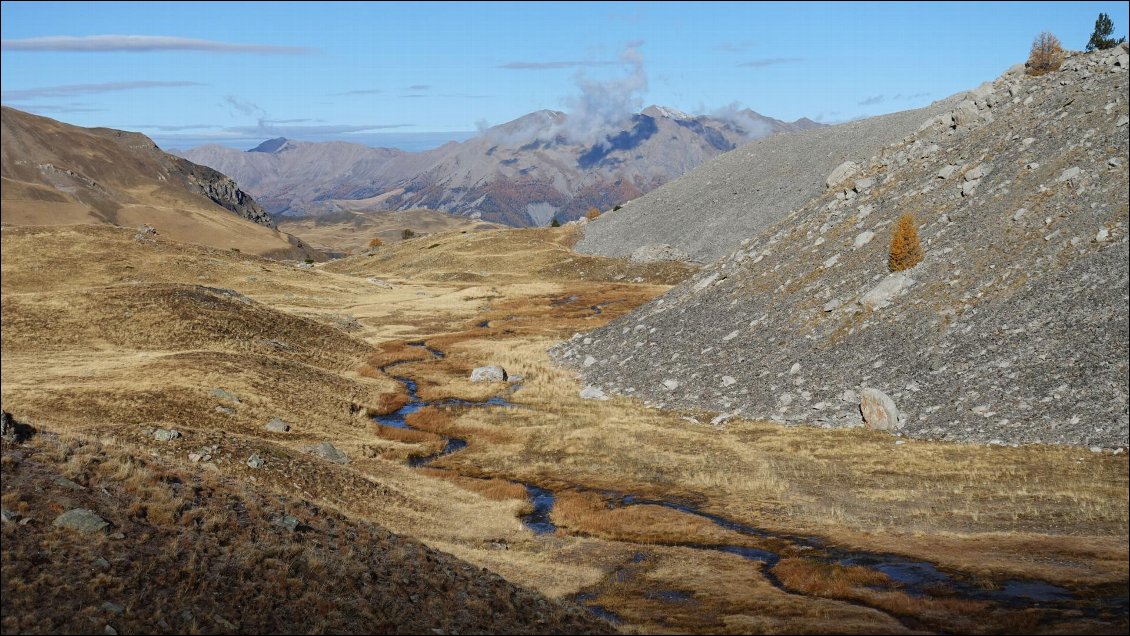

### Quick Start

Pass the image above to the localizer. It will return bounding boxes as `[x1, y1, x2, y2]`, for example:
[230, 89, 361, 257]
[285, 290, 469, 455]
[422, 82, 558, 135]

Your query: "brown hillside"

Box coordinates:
[0, 106, 320, 260]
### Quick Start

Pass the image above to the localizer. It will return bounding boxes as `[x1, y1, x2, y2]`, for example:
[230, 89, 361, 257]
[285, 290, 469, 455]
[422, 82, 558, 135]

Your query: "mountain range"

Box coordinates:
[181, 106, 820, 226]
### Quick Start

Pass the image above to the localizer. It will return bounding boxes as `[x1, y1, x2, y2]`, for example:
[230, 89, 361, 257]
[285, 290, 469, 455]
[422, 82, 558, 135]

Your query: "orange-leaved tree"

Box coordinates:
[1026, 32, 1065, 76]
[585, 207, 601, 220]
[888, 213, 924, 272]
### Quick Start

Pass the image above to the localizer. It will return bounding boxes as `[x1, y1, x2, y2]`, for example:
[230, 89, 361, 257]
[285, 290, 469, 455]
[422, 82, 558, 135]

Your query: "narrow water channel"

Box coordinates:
[373, 341, 1127, 628]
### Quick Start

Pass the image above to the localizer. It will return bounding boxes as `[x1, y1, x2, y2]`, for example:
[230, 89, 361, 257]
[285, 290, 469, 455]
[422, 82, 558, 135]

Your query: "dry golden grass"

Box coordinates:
[0, 432, 611, 635]
[3, 222, 1127, 635]
[278, 208, 502, 255]
[551, 490, 785, 552]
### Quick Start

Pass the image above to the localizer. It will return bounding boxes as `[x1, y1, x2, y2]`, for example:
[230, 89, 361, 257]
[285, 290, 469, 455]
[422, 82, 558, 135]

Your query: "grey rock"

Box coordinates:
[721, 375, 737, 387]
[853, 177, 875, 192]
[936, 164, 959, 180]
[860, 274, 916, 310]
[1057, 166, 1083, 182]
[629, 243, 692, 263]
[265, 418, 291, 433]
[470, 365, 508, 382]
[1, 509, 18, 524]
[579, 385, 609, 400]
[53, 508, 109, 534]
[210, 388, 241, 404]
[822, 298, 842, 312]
[273, 514, 300, 532]
[860, 388, 901, 432]
[306, 441, 349, 465]
[826, 161, 861, 189]
[153, 428, 180, 442]
[101, 601, 124, 615]
[246, 454, 265, 469]
[92, 557, 111, 570]
[853, 231, 876, 248]
[662, 379, 681, 391]
[0, 410, 31, 443]
[215, 406, 235, 416]
[582, 355, 597, 368]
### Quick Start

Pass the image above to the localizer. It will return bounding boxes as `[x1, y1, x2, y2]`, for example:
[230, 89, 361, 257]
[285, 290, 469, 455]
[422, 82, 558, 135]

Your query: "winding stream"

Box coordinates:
[373, 341, 1126, 628]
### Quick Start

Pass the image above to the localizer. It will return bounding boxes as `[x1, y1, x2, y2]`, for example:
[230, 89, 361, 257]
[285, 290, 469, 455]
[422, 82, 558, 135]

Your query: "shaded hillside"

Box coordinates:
[183, 106, 820, 226]
[1, 107, 320, 260]
[1, 432, 612, 635]
[556, 44, 1130, 448]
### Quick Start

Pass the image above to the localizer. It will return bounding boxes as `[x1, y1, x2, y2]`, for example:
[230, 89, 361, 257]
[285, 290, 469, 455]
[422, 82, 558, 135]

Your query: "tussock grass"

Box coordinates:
[0, 431, 611, 635]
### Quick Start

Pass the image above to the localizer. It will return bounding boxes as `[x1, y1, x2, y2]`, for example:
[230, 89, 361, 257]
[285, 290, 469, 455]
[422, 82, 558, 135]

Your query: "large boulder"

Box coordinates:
[470, 366, 508, 382]
[53, 508, 110, 534]
[859, 273, 916, 311]
[306, 441, 349, 465]
[860, 388, 901, 432]
[825, 161, 861, 189]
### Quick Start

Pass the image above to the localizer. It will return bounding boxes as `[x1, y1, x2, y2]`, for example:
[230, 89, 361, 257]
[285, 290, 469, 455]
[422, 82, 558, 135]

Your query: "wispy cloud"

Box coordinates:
[130, 123, 221, 131]
[499, 60, 620, 70]
[1, 80, 203, 101]
[857, 92, 932, 106]
[401, 92, 489, 99]
[7, 102, 105, 114]
[407, 84, 431, 91]
[738, 57, 803, 68]
[718, 41, 756, 52]
[222, 95, 265, 118]
[1, 35, 314, 54]
[224, 122, 412, 136]
[334, 88, 383, 96]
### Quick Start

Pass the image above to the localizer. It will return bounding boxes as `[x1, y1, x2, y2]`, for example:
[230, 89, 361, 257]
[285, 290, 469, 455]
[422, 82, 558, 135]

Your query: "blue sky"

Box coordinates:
[2, 1, 1127, 151]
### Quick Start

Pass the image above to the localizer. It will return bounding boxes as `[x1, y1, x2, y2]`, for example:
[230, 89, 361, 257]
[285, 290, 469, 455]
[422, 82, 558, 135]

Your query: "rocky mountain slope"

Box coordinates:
[555, 44, 1130, 449]
[182, 106, 820, 226]
[1, 106, 320, 260]
[573, 97, 990, 264]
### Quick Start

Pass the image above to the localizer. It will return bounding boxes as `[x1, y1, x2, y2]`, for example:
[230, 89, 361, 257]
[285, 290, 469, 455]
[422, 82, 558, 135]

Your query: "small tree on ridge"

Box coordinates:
[1026, 32, 1065, 76]
[1086, 12, 1125, 52]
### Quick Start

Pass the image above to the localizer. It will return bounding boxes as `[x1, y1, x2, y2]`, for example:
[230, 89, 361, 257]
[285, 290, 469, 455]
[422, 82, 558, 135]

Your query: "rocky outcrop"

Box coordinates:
[174, 158, 274, 227]
[555, 44, 1130, 448]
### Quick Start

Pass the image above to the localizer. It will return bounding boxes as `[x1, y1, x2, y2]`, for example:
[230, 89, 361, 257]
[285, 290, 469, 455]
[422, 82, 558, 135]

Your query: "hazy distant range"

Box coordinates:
[161, 131, 478, 154]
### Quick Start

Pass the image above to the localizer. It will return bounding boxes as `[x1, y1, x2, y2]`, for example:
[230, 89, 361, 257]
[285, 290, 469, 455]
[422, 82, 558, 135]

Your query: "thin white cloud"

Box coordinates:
[334, 88, 383, 96]
[224, 122, 413, 136]
[1, 35, 314, 54]
[1, 80, 203, 101]
[130, 123, 221, 131]
[6, 103, 105, 113]
[738, 57, 803, 68]
[499, 60, 620, 70]
[407, 84, 431, 91]
[718, 41, 757, 52]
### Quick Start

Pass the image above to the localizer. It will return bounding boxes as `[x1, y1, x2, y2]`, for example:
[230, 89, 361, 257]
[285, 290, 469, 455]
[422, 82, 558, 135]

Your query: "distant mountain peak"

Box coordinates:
[641, 105, 692, 120]
[248, 137, 293, 154]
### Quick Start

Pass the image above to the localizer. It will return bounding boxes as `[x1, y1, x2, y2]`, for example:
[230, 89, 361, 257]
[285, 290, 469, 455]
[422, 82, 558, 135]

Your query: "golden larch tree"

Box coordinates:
[889, 213, 924, 272]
